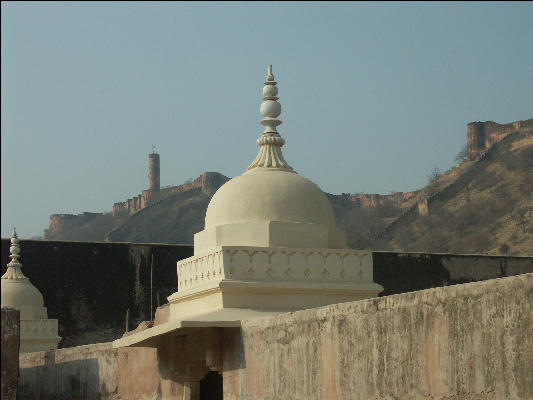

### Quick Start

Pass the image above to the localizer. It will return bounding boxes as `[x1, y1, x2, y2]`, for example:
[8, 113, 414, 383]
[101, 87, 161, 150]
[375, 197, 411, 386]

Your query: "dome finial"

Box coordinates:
[1, 227, 27, 280]
[248, 65, 293, 171]
[266, 64, 274, 81]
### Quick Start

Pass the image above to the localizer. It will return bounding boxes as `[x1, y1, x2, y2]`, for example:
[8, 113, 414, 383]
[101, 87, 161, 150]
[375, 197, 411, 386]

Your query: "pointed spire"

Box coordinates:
[2, 228, 28, 280]
[248, 65, 293, 171]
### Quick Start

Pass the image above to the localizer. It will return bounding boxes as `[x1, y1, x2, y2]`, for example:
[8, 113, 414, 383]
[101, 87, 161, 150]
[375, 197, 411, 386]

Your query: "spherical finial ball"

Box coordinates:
[263, 85, 278, 97]
[10, 245, 20, 256]
[260, 100, 281, 118]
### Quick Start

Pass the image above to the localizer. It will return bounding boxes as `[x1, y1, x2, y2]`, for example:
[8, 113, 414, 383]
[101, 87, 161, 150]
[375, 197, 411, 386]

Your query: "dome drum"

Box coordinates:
[195, 220, 346, 255]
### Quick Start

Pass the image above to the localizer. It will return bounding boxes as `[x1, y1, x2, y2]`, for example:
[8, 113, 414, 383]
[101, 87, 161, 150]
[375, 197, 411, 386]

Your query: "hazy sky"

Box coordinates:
[2, 2, 533, 239]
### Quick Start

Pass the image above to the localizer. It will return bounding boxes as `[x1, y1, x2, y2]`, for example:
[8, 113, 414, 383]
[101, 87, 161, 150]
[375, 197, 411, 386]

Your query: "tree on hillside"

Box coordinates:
[454, 144, 468, 165]
[427, 167, 442, 185]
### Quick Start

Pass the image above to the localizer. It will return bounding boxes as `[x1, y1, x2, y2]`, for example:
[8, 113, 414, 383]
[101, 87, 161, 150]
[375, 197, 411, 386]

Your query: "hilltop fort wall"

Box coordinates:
[467, 118, 533, 160]
[44, 212, 103, 238]
[45, 118, 532, 239]
[112, 171, 229, 217]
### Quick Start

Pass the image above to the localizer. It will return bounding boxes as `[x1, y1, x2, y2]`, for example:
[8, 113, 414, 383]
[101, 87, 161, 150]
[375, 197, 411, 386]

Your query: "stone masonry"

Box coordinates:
[467, 118, 533, 160]
[1, 308, 20, 400]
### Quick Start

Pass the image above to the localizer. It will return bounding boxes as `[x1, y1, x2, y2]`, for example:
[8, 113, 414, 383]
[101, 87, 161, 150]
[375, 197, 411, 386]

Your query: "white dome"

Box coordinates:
[1, 229, 48, 320]
[1, 279, 45, 319]
[192, 65, 347, 253]
[205, 168, 336, 228]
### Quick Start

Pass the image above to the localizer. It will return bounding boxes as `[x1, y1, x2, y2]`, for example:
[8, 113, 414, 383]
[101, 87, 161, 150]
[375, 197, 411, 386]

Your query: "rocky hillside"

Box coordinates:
[43, 133, 533, 255]
[373, 134, 533, 255]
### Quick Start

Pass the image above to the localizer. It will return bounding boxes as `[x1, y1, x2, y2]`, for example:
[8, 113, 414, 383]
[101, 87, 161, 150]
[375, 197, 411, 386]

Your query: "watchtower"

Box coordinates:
[148, 151, 160, 191]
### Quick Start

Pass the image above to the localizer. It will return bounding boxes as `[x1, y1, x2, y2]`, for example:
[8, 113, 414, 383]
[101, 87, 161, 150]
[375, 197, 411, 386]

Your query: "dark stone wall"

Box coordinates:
[0, 239, 193, 348]
[372, 251, 533, 296]
[1, 239, 531, 348]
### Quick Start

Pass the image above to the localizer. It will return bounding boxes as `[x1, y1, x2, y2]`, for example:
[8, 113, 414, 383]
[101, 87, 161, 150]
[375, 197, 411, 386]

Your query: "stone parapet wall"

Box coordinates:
[12, 274, 533, 400]
[1, 308, 20, 400]
[18, 342, 118, 400]
[223, 273, 533, 399]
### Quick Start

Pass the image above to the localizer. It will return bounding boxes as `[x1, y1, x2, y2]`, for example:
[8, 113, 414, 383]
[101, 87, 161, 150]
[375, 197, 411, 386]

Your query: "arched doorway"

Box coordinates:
[199, 371, 222, 400]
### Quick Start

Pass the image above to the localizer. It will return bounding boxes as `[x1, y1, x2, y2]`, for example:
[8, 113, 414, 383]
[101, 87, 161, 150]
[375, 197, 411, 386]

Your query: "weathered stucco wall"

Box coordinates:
[1, 308, 20, 400]
[223, 273, 533, 400]
[18, 342, 118, 400]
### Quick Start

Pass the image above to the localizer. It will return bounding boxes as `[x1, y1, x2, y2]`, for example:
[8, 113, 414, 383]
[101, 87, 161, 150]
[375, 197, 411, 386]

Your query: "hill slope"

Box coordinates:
[375, 134, 533, 255]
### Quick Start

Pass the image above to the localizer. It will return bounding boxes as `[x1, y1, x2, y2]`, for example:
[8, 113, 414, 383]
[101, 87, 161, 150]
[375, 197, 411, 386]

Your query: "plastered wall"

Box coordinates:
[18, 343, 118, 400]
[223, 273, 533, 400]
[1, 308, 20, 400]
[14, 274, 533, 400]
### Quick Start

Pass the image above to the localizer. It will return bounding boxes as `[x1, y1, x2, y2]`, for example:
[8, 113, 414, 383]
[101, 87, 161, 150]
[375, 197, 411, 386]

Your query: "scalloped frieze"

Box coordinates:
[177, 247, 373, 292]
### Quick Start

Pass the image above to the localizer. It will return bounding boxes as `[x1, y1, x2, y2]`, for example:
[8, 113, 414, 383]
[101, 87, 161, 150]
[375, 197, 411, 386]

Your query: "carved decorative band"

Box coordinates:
[257, 135, 285, 146]
[177, 247, 373, 292]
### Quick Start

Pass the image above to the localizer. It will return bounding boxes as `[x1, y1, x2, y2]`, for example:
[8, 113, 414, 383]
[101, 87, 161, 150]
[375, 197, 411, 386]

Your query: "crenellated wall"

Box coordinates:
[467, 118, 533, 160]
[112, 172, 229, 217]
[331, 191, 418, 210]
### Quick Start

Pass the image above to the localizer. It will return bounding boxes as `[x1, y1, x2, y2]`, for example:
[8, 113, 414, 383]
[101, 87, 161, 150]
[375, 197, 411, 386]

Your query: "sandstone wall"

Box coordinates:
[113, 172, 229, 217]
[331, 191, 418, 209]
[18, 343, 118, 400]
[223, 273, 533, 400]
[1, 308, 20, 400]
[44, 212, 104, 238]
[467, 118, 533, 160]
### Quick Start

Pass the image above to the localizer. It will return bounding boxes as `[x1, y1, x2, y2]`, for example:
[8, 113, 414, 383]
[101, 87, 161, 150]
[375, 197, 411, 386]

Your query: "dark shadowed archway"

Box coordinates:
[199, 371, 222, 400]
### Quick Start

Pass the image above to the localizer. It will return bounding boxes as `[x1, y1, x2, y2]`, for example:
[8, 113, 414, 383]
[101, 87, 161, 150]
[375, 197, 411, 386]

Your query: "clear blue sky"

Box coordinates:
[2, 2, 533, 239]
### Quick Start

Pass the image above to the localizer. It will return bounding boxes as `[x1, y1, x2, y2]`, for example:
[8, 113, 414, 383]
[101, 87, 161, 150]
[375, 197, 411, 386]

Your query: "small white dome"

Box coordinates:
[1, 280, 45, 319]
[1, 229, 48, 320]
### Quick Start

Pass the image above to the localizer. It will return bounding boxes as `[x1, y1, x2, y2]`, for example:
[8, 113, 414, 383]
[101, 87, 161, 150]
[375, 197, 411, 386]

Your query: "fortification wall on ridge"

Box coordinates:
[112, 172, 229, 217]
[467, 118, 533, 160]
[44, 212, 103, 239]
[333, 191, 418, 209]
